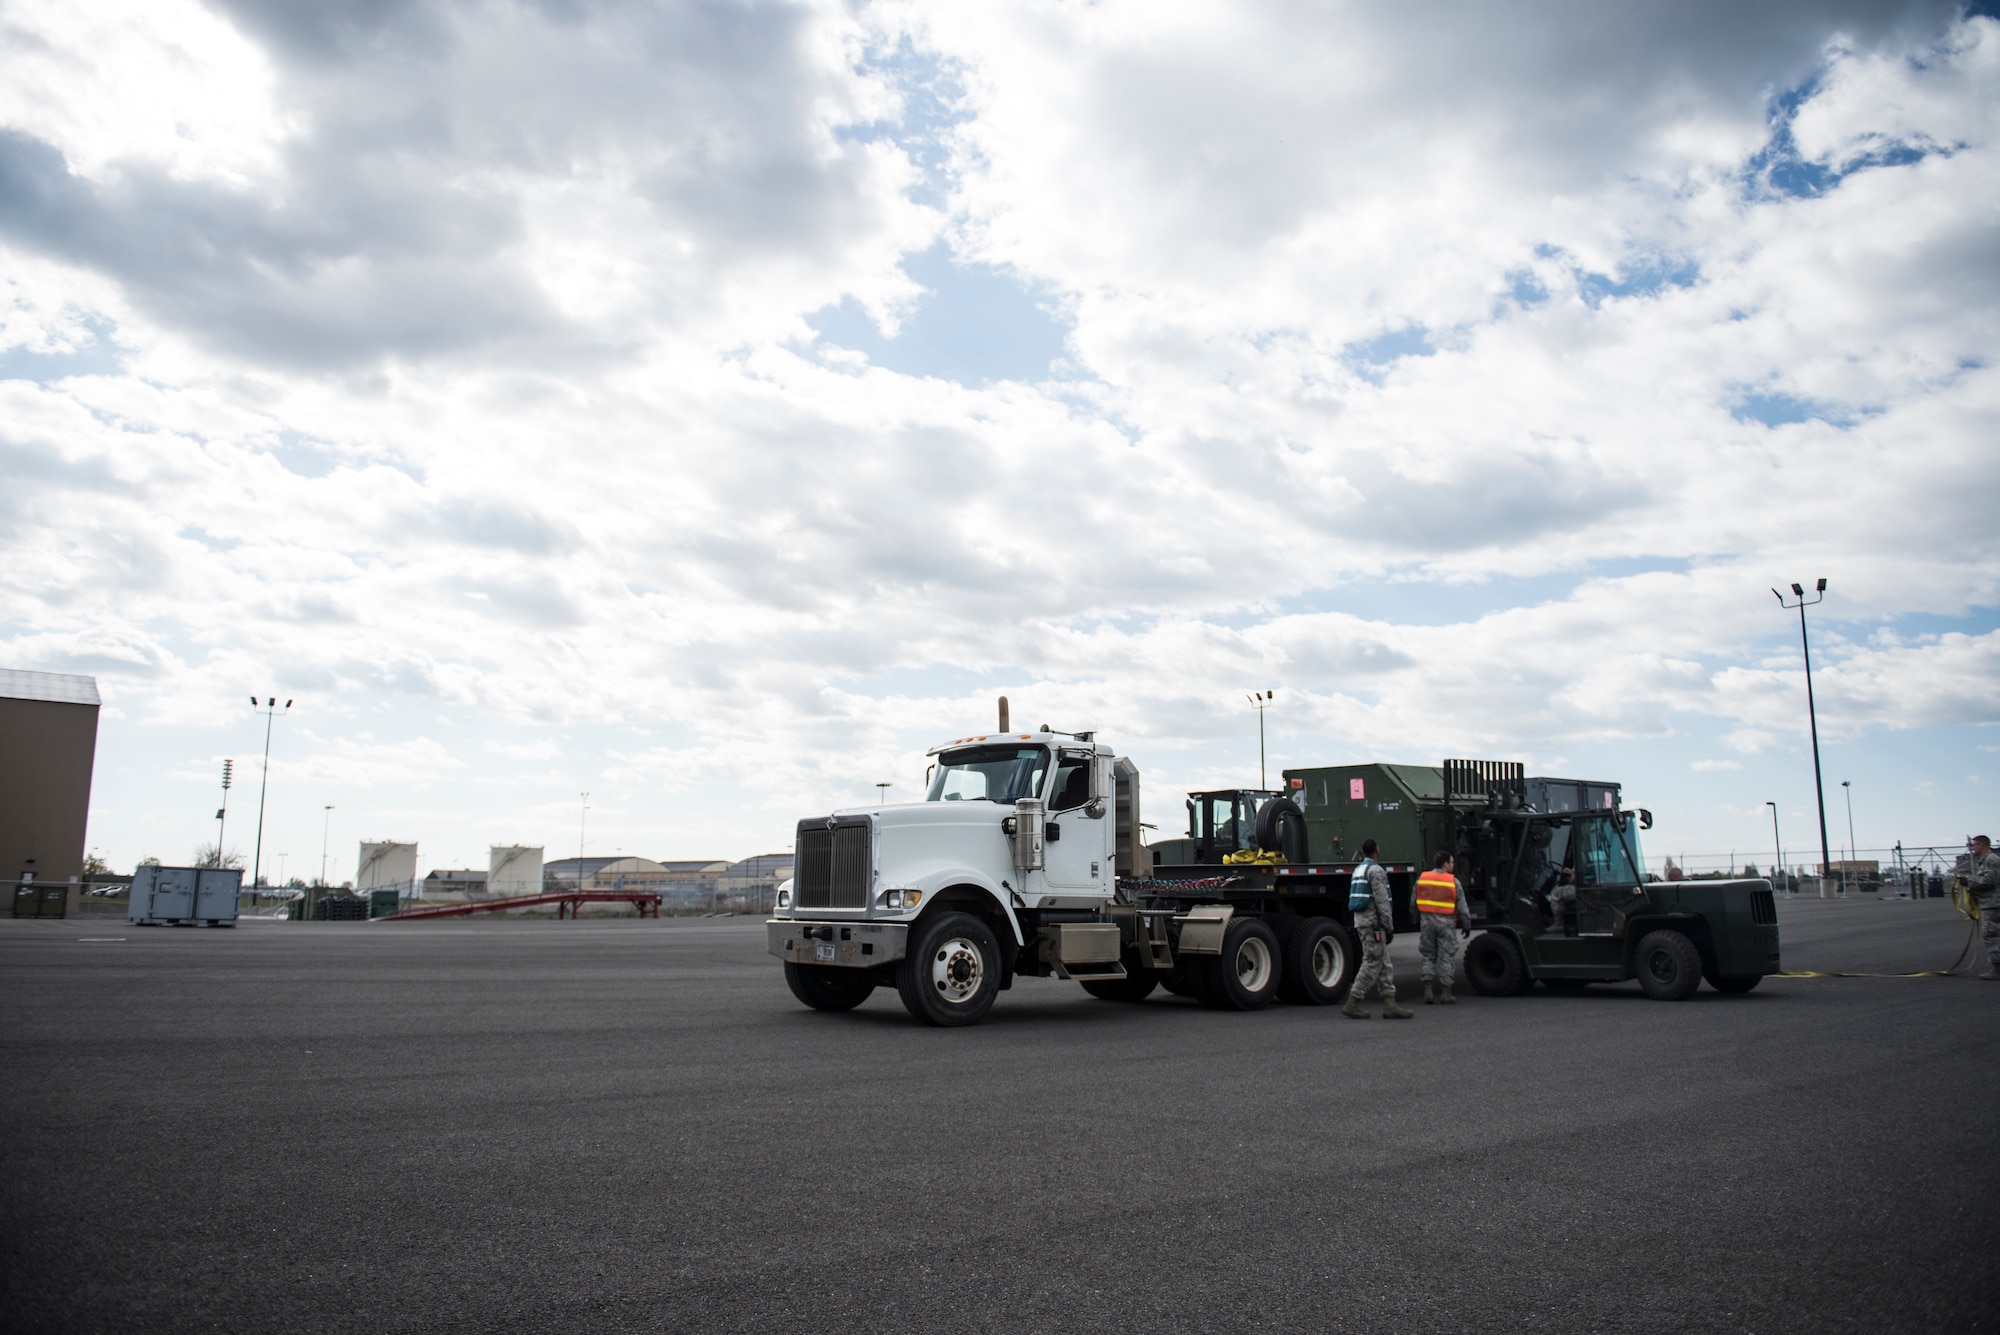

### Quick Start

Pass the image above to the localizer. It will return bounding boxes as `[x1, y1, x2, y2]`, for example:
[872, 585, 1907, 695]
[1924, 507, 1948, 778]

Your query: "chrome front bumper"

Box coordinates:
[767, 920, 909, 969]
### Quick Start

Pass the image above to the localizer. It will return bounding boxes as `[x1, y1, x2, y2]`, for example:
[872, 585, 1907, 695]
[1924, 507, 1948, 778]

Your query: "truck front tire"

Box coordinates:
[1706, 972, 1763, 994]
[1634, 930, 1703, 1001]
[1278, 917, 1354, 1005]
[895, 912, 1003, 1027]
[1198, 918, 1283, 1011]
[783, 962, 876, 1012]
[1465, 932, 1529, 997]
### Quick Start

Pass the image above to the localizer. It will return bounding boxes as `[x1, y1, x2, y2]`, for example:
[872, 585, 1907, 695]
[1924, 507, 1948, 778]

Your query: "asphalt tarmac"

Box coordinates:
[2, 896, 1994, 1334]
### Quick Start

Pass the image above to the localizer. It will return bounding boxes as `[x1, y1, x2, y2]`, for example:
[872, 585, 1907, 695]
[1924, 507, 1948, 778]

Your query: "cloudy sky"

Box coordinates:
[3, 0, 1997, 882]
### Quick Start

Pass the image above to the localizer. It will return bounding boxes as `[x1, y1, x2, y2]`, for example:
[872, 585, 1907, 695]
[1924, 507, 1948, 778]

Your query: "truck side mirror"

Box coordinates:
[1083, 798, 1106, 819]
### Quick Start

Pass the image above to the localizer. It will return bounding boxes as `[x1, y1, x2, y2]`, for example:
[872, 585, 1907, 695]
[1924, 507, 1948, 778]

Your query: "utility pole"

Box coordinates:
[216, 759, 234, 867]
[249, 697, 292, 891]
[1772, 582, 1832, 894]
[1247, 690, 1275, 789]
[579, 792, 590, 886]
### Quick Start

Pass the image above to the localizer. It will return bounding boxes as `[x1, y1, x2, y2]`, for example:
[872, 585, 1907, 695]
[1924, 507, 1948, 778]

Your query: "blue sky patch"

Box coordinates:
[807, 241, 1072, 385]
[1746, 72, 1956, 201]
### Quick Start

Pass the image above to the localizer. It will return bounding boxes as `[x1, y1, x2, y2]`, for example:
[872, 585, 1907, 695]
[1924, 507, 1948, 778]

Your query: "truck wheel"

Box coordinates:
[1634, 930, 1702, 1001]
[895, 912, 1002, 1027]
[1465, 932, 1528, 997]
[1278, 917, 1353, 1005]
[783, 962, 875, 1012]
[1200, 918, 1283, 1011]
[1081, 972, 1159, 1002]
[1706, 973, 1763, 994]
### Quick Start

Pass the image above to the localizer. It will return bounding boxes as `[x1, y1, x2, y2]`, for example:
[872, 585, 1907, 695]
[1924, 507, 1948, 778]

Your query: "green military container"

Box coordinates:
[368, 889, 400, 919]
[1284, 762, 1456, 866]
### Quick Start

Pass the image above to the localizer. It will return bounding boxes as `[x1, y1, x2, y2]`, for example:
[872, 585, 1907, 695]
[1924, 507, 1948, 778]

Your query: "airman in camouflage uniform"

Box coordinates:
[1343, 838, 1413, 1019]
[1416, 851, 1473, 1004]
[1971, 835, 2000, 981]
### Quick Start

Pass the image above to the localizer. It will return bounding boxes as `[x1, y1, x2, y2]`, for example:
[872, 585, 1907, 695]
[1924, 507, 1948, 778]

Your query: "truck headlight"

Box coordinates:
[776, 888, 791, 909]
[880, 889, 922, 910]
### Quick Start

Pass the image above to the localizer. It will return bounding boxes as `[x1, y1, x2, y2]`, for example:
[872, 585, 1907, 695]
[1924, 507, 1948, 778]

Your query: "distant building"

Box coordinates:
[357, 842, 418, 898]
[720, 853, 794, 909]
[0, 669, 100, 886]
[423, 868, 488, 898]
[488, 845, 544, 898]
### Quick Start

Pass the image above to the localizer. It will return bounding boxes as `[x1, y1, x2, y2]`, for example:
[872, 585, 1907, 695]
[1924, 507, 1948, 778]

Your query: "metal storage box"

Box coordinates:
[129, 865, 239, 926]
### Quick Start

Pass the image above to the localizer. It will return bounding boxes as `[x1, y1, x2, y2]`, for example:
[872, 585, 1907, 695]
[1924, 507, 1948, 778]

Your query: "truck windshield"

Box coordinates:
[927, 746, 1050, 803]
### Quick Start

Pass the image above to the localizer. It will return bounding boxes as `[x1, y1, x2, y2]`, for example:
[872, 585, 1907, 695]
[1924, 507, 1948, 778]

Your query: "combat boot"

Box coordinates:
[1381, 995, 1414, 1019]
[1980, 965, 2000, 981]
[1421, 981, 1435, 1005]
[1341, 994, 1371, 1019]
[1437, 984, 1457, 1005]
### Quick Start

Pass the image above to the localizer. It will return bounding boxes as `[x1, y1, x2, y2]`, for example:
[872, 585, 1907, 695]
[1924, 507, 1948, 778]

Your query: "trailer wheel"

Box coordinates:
[895, 912, 1002, 1027]
[1705, 973, 1763, 994]
[1199, 918, 1283, 1011]
[783, 962, 876, 1012]
[1278, 917, 1353, 1005]
[1081, 972, 1159, 1002]
[1634, 930, 1702, 1001]
[1465, 932, 1528, 997]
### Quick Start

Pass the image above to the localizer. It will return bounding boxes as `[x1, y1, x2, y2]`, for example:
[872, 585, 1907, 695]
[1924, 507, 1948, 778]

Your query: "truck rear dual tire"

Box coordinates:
[1465, 932, 1531, 997]
[783, 962, 876, 1012]
[895, 912, 1002, 1026]
[1277, 917, 1355, 1005]
[1634, 930, 1703, 1001]
[1195, 918, 1283, 1011]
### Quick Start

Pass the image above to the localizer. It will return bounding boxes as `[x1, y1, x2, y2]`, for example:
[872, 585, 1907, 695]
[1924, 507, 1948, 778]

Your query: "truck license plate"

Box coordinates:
[816, 945, 834, 961]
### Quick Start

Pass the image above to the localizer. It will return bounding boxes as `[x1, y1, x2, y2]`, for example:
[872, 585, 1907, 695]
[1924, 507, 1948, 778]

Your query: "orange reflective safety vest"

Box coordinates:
[1415, 870, 1460, 917]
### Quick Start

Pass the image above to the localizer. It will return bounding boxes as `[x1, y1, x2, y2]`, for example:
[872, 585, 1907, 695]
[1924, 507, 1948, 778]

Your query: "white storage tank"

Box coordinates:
[488, 845, 544, 900]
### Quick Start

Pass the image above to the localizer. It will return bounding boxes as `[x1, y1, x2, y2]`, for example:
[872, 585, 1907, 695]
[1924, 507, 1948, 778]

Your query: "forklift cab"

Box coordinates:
[1487, 809, 1652, 952]
[1186, 790, 1285, 864]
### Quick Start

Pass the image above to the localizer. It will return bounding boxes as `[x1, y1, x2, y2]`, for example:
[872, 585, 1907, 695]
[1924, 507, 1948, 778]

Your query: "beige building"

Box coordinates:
[1, 670, 100, 886]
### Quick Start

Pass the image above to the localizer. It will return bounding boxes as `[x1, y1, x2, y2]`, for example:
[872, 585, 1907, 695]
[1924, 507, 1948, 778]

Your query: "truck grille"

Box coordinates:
[1750, 887, 1777, 925]
[794, 818, 871, 909]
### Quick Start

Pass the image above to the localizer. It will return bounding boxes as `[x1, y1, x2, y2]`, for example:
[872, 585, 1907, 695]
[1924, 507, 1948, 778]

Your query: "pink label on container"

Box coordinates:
[1350, 778, 1365, 801]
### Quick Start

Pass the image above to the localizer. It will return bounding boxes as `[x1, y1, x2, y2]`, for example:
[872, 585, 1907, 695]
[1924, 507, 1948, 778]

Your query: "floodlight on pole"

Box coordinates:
[1772, 580, 1832, 893]
[1765, 801, 1784, 895]
[1841, 779, 1857, 896]
[876, 782, 893, 802]
[250, 697, 292, 891]
[1247, 690, 1276, 789]
[320, 805, 334, 887]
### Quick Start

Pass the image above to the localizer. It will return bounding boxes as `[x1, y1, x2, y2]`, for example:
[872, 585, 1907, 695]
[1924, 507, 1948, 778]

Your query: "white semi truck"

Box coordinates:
[766, 707, 1384, 1027]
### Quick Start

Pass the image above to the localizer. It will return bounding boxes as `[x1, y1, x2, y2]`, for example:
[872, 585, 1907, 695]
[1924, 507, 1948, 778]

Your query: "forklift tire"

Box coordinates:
[1198, 918, 1283, 1011]
[1082, 972, 1160, 1002]
[783, 962, 876, 1012]
[1465, 932, 1529, 997]
[895, 912, 1003, 1026]
[1634, 930, 1703, 1001]
[1706, 973, 1763, 994]
[1253, 800, 1310, 863]
[1278, 917, 1354, 1005]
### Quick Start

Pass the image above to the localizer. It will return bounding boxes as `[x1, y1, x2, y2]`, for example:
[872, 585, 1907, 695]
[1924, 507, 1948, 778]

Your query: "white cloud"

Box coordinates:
[1, 1, 1995, 870]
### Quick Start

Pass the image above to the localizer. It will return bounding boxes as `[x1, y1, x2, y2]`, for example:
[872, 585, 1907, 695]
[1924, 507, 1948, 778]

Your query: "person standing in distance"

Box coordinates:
[1343, 838, 1413, 1019]
[1970, 835, 2000, 981]
[1415, 850, 1472, 1005]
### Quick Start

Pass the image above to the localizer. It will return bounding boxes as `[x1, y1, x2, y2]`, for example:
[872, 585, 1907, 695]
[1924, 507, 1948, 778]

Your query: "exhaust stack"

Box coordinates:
[998, 695, 1010, 732]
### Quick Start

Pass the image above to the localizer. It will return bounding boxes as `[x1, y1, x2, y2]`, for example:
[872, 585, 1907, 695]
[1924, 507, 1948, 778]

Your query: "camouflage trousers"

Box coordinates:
[1350, 911, 1396, 1000]
[1419, 915, 1462, 989]
[1982, 897, 2000, 967]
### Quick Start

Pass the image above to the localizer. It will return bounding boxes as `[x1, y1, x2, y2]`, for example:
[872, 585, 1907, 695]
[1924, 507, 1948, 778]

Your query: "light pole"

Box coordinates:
[1772, 581, 1832, 894]
[249, 697, 292, 891]
[1247, 690, 1275, 789]
[876, 782, 893, 803]
[1841, 779, 1857, 895]
[320, 805, 334, 887]
[578, 792, 590, 885]
[216, 759, 234, 867]
[1765, 801, 1784, 894]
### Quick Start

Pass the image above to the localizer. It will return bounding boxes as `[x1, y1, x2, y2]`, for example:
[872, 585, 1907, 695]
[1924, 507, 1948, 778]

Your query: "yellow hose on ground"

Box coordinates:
[1773, 876, 1980, 978]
